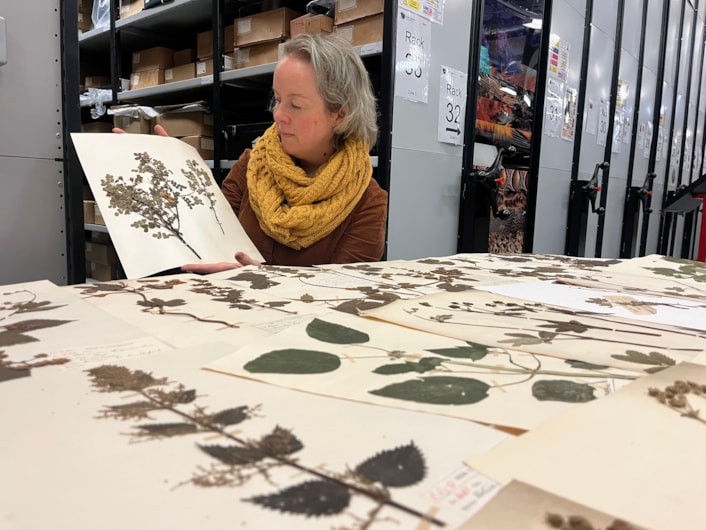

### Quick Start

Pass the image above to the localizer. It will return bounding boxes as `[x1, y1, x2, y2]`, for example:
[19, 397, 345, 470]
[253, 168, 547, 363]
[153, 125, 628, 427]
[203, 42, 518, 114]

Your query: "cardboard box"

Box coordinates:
[234, 40, 283, 69]
[120, 0, 143, 19]
[132, 46, 174, 73]
[79, 0, 93, 15]
[180, 136, 214, 159]
[81, 121, 114, 133]
[334, 0, 383, 24]
[83, 200, 96, 224]
[173, 48, 196, 66]
[93, 203, 105, 225]
[195, 55, 234, 77]
[335, 13, 383, 47]
[111, 105, 151, 134]
[84, 75, 111, 88]
[78, 11, 93, 33]
[197, 25, 235, 60]
[235, 7, 301, 47]
[154, 111, 213, 137]
[164, 63, 196, 83]
[129, 68, 165, 90]
[89, 261, 118, 281]
[85, 242, 119, 265]
[290, 13, 333, 37]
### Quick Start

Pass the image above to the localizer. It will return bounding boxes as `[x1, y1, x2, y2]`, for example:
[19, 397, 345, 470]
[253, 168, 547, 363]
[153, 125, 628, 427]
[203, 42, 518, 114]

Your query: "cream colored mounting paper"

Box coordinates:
[459, 480, 651, 530]
[0, 342, 508, 529]
[0, 279, 170, 368]
[465, 362, 706, 530]
[361, 288, 706, 373]
[74, 274, 330, 350]
[71, 133, 263, 278]
[204, 310, 638, 431]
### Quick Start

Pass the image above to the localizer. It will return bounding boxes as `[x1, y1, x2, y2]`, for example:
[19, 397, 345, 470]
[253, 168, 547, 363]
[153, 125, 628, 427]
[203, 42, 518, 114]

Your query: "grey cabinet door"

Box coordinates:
[0, 3, 66, 284]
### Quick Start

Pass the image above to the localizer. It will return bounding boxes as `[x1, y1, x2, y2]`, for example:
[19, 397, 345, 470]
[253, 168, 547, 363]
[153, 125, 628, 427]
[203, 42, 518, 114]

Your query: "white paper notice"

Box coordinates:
[395, 9, 432, 103]
[438, 65, 467, 145]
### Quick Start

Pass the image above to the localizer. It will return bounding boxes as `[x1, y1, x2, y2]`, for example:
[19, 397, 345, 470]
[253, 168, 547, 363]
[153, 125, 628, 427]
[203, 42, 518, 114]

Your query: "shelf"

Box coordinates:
[78, 26, 111, 53]
[115, 0, 245, 52]
[118, 76, 216, 103]
[85, 223, 109, 233]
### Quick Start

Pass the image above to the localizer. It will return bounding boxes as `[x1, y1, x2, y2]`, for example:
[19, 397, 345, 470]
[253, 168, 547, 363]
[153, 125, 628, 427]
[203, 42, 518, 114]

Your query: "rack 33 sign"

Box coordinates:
[395, 9, 431, 103]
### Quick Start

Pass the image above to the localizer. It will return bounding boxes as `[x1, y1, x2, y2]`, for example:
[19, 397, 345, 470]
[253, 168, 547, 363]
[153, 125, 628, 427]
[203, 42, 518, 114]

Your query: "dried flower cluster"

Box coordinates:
[546, 513, 637, 530]
[648, 380, 706, 425]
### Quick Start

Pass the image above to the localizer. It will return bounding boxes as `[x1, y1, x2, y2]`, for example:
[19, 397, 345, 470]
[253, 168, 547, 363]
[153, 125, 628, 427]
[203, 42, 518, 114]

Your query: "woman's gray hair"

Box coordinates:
[280, 33, 378, 149]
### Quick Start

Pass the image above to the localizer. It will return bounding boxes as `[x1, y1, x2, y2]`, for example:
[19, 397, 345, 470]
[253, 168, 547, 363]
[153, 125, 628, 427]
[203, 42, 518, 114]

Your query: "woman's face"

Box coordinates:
[272, 55, 344, 168]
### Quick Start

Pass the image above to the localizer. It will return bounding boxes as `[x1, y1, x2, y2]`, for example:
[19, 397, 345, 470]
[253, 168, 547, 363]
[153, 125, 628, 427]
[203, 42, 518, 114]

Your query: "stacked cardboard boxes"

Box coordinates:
[290, 13, 334, 38]
[130, 46, 174, 90]
[119, 0, 143, 20]
[334, 0, 384, 47]
[233, 7, 301, 69]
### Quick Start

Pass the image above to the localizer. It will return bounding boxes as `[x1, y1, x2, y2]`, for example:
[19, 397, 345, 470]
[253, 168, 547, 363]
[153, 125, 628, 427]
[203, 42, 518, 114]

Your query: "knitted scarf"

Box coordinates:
[247, 123, 372, 250]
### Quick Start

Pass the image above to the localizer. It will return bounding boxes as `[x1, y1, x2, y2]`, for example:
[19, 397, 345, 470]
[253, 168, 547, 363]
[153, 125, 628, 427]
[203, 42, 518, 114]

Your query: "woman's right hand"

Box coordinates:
[112, 124, 170, 136]
[181, 252, 261, 274]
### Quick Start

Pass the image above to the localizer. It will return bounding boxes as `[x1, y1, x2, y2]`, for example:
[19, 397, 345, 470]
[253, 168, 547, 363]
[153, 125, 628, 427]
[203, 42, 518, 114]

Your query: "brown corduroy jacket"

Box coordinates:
[221, 149, 388, 266]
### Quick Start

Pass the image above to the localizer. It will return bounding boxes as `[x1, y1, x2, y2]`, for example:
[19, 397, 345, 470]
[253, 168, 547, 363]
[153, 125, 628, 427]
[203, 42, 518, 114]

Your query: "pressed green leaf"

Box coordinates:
[373, 357, 443, 375]
[374, 363, 419, 375]
[246, 480, 351, 517]
[305, 318, 370, 344]
[532, 380, 596, 403]
[244, 349, 341, 374]
[370, 376, 490, 405]
[426, 341, 489, 360]
[355, 442, 426, 487]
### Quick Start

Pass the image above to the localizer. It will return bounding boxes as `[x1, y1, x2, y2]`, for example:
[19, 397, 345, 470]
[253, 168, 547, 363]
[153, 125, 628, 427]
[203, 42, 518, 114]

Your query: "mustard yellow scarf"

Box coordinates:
[247, 123, 372, 250]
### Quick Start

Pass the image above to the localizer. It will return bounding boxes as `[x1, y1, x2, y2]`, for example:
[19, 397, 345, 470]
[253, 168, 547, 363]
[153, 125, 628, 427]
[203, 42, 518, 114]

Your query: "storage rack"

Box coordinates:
[65, 0, 393, 282]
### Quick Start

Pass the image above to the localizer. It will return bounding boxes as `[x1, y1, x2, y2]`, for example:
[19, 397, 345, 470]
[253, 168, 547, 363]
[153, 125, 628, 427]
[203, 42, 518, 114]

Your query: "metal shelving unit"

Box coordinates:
[67, 0, 391, 282]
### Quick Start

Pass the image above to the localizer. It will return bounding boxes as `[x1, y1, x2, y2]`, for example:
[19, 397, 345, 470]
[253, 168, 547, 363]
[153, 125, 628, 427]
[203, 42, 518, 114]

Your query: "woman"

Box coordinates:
[182, 33, 388, 273]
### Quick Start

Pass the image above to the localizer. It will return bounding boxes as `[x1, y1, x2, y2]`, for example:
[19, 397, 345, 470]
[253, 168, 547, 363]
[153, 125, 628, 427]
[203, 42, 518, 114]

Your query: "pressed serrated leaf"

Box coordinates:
[246, 480, 351, 517]
[305, 318, 370, 344]
[86, 365, 167, 392]
[532, 380, 596, 403]
[426, 341, 489, 360]
[355, 442, 426, 487]
[259, 426, 304, 457]
[370, 376, 490, 405]
[244, 349, 341, 374]
[199, 444, 265, 465]
[209, 406, 249, 426]
[135, 422, 198, 437]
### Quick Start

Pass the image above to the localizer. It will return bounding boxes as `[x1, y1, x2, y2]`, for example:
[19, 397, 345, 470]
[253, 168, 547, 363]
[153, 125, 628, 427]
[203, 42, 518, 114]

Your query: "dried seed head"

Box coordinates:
[669, 395, 687, 408]
[545, 513, 564, 528]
